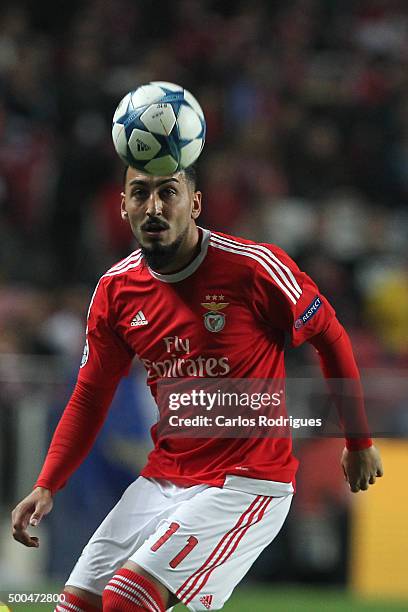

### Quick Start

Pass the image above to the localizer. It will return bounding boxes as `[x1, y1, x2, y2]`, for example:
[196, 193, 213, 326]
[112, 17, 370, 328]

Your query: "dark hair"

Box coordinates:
[183, 165, 197, 190]
[122, 164, 197, 190]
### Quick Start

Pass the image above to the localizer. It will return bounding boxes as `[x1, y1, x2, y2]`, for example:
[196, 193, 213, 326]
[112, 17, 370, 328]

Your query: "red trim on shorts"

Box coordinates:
[175, 495, 263, 601]
[185, 497, 272, 604]
[176, 495, 271, 605]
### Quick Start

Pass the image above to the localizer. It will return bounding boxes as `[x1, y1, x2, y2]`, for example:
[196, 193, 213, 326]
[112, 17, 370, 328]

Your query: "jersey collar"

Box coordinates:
[147, 227, 210, 283]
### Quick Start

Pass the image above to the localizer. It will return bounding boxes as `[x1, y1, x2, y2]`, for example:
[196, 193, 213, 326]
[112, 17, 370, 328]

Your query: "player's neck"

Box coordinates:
[153, 225, 201, 275]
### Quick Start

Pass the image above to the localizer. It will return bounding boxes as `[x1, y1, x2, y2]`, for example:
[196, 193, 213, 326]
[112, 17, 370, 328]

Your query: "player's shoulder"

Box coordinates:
[92, 249, 145, 299]
[102, 249, 144, 281]
[209, 230, 298, 270]
[209, 230, 303, 304]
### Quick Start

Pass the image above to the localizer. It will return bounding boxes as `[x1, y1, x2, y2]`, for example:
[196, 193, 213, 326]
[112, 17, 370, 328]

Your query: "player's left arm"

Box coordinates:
[253, 243, 384, 492]
[309, 318, 384, 493]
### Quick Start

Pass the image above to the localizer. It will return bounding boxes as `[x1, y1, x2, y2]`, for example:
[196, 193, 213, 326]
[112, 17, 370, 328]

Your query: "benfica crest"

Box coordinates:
[201, 295, 229, 333]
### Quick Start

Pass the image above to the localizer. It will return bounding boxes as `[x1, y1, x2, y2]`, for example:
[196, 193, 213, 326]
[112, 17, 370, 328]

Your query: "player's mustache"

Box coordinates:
[141, 219, 170, 231]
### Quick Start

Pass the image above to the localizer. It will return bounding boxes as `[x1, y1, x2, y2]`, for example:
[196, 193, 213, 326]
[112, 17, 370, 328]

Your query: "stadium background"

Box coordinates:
[0, 0, 407, 610]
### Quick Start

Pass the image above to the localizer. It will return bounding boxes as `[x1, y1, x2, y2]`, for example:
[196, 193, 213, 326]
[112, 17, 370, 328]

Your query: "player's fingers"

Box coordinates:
[376, 465, 384, 477]
[369, 474, 376, 485]
[30, 497, 52, 526]
[12, 507, 36, 547]
[11, 505, 21, 526]
[30, 510, 42, 527]
[12, 527, 39, 548]
[349, 481, 360, 493]
[21, 511, 31, 530]
[359, 480, 369, 491]
[11, 505, 30, 532]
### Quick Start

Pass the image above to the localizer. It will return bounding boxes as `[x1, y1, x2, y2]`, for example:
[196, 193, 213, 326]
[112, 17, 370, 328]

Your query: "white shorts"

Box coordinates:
[66, 477, 292, 611]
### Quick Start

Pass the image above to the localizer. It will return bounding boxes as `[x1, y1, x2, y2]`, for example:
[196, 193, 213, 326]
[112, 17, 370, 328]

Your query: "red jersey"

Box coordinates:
[77, 228, 337, 496]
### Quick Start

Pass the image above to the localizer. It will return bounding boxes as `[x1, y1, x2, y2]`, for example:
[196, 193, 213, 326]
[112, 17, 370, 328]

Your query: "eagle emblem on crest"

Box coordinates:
[201, 295, 229, 333]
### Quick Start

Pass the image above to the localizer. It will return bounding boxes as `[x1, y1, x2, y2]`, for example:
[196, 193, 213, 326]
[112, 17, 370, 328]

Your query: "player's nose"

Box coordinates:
[146, 193, 163, 217]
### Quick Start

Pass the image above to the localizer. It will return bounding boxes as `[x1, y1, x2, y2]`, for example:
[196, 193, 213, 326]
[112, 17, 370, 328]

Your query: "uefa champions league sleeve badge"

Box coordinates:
[80, 339, 89, 368]
[201, 295, 229, 333]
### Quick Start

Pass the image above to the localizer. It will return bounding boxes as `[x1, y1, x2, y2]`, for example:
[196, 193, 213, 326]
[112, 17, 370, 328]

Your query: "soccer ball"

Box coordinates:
[112, 81, 206, 175]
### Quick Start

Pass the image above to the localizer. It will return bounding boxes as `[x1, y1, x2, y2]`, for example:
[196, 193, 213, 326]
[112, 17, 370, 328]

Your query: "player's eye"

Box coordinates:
[161, 188, 177, 198]
[131, 189, 148, 200]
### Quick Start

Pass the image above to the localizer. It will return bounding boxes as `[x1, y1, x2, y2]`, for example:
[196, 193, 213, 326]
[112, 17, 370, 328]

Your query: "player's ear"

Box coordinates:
[191, 191, 202, 220]
[120, 192, 128, 220]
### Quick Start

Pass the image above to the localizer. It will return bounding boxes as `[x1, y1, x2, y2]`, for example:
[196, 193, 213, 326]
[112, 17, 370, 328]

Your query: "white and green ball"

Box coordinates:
[112, 81, 206, 175]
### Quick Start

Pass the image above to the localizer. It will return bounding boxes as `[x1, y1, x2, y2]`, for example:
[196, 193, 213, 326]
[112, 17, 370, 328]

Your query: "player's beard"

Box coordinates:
[141, 228, 188, 272]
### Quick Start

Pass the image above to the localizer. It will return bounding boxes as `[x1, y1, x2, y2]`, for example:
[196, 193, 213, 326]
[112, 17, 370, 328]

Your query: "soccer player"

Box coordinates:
[12, 166, 383, 612]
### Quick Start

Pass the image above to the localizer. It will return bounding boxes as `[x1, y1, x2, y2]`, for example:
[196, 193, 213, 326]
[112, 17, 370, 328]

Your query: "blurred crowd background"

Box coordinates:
[0, 0, 407, 599]
[0, 0, 407, 363]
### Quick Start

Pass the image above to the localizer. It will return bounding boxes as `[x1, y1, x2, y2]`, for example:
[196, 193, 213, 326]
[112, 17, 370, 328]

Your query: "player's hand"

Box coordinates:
[11, 487, 53, 547]
[341, 445, 383, 493]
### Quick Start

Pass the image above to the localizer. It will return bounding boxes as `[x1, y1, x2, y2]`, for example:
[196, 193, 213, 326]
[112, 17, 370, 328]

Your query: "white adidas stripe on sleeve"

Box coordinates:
[104, 256, 143, 277]
[107, 249, 142, 273]
[210, 239, 300, 305]
[211, 233, 302, 298]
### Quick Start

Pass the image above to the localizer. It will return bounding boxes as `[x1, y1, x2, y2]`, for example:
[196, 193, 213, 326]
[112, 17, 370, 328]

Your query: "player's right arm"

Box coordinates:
[11, 277, 134, 547]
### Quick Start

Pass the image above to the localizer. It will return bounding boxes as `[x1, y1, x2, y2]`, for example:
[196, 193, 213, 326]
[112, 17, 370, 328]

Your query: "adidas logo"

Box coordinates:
[199, 595, 213, 609]
[130, 310, 148, 327]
